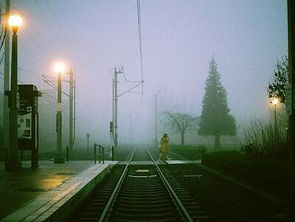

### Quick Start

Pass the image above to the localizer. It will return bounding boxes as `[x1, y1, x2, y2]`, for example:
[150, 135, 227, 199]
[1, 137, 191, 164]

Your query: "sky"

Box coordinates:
[0, 0, 288, 146]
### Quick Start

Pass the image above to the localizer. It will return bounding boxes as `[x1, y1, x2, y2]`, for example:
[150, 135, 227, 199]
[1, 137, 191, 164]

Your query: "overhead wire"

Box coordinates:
[33, 0, 64, 50]
[0, 9, 5, 66]
[136, 0, 144, 94]
[123, 70, 142, 83]
[9, 3, 59, 62]
[136, 0, 145, 116]
[9, 1, 67, 63]
[44, 0, 68, 45]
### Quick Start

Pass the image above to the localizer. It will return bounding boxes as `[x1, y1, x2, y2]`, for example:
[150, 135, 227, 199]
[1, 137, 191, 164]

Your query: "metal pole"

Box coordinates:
[129, 113, 132, 145]
[114, 68, 118, 147]
[112, 76, 114, 144]
[86, 133, 90, 151]
[54, 72, 64, 163]
[155, 94, 158, 146]
[94, 144, 97, 164]
[288, 0, 295, 202]
[66, 146, 69, 161]
[275, 104, 277, 147]
[6, 26, 19, 170]
[3, 0, 10, 156]
[112, 146, 114, 161]
[102, 146, 105, 164]
[69, 69, 74, 151]
[98, 145, 101, 164]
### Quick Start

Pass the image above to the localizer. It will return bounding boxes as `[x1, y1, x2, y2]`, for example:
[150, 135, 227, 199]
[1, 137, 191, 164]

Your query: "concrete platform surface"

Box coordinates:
[0, 160, 116, 221]
[166, 159, 202, 164]
[118, 159, 201, 165]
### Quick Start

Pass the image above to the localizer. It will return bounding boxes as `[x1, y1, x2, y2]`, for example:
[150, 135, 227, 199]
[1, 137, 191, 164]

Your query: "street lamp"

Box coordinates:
[5, 14, 23, 170]
[54, 62, 65, 163]
[271, 97, 280, 147]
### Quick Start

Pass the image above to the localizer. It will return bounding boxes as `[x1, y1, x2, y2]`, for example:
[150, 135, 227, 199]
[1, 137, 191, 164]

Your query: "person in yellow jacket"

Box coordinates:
[159, 133, 169, 160]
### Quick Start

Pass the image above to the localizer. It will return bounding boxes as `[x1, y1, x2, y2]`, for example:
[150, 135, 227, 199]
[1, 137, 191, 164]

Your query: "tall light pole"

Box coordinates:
[3, 0, 10, 154]
[5, 14, 23, 170]
[54, 62, 65, 163]
[271, 97, 280, 147]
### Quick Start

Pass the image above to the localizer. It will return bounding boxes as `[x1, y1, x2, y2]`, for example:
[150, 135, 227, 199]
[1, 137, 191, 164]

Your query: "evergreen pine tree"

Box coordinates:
[198, 58, 236, 149]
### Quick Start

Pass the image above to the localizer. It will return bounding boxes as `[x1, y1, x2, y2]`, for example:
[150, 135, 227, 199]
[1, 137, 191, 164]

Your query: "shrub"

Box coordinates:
[242, 111, 288, 155]
[202, 151, 289, 199]
[197, 145, 207, 154]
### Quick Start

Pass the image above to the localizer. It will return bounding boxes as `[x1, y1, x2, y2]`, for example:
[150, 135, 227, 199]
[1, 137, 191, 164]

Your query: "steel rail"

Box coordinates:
[97, 148, 137, 222]
[147, 150, 194, 222]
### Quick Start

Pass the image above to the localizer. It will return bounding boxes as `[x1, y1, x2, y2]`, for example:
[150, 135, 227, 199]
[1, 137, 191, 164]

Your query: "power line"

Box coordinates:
[7, 3, 58, 64]
[137, 0, 144, 94]
[33, 0, 64, 50]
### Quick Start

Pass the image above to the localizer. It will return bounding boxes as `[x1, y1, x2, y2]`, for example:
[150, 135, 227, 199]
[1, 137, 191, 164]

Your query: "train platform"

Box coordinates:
[0, 160, 117, 221]
[118, 159, 201, 165]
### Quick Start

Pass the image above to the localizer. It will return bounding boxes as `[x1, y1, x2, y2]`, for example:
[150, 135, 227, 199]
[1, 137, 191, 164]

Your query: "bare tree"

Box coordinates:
[163, 112, 199, 145]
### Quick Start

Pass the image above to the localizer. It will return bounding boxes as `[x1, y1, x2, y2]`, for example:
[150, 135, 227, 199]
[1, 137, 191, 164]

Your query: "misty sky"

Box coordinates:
[0, 0, 288, 145]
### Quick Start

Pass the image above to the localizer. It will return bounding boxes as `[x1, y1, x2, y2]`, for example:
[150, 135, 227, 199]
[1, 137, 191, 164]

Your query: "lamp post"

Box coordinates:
[5, 14, 23, 170]
[54, 62, 65, 163]
[271, 97, 280, 147]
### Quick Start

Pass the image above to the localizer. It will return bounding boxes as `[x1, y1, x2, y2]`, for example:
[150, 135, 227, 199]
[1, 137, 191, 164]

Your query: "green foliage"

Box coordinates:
[202, 151, 289, 199]
[197, 145, 208, 154]
[267, 56, 289, 104]
[171, 144, 207, 153]
[242, 114, 288, 155]
[198, 58, 236, 137]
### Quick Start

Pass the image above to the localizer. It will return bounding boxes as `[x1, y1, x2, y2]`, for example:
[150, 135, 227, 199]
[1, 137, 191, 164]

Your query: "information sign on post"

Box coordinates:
[18, 85, 42, 168]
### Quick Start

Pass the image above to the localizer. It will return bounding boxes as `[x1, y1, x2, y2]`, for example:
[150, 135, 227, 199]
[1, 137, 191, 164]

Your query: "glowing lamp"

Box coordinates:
[271, 97, 280, 105]
[8, 14, 23, 32]
[54, 62, 65, 74]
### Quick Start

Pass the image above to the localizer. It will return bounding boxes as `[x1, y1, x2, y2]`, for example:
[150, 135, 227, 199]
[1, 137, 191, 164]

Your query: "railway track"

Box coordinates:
[68, 148, 208, 222]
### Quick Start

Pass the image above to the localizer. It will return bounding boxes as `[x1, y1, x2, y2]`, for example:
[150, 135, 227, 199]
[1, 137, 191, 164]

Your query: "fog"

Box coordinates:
[0, 0, 288, 150]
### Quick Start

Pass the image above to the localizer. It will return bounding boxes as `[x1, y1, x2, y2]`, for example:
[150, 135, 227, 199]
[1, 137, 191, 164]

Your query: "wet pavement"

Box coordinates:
[0, 160, 94, 219]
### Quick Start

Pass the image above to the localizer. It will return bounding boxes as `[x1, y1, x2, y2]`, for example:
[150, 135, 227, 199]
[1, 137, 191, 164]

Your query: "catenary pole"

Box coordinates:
[154, 94, 158, 146]
[114, 68, 118, 147]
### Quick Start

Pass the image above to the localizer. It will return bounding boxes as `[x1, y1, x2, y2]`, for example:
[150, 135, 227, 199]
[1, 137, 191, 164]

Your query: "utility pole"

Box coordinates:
[3, 0, 10, 154]
[129, 113, 132, 145]
[288, 0, 295, 203]
[69, 69, 75, 151]
[112, 67, 123, 148]
[111, 66, 143, 150]
[154, 95, 158, 146]
[54, 66, 64, 163]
